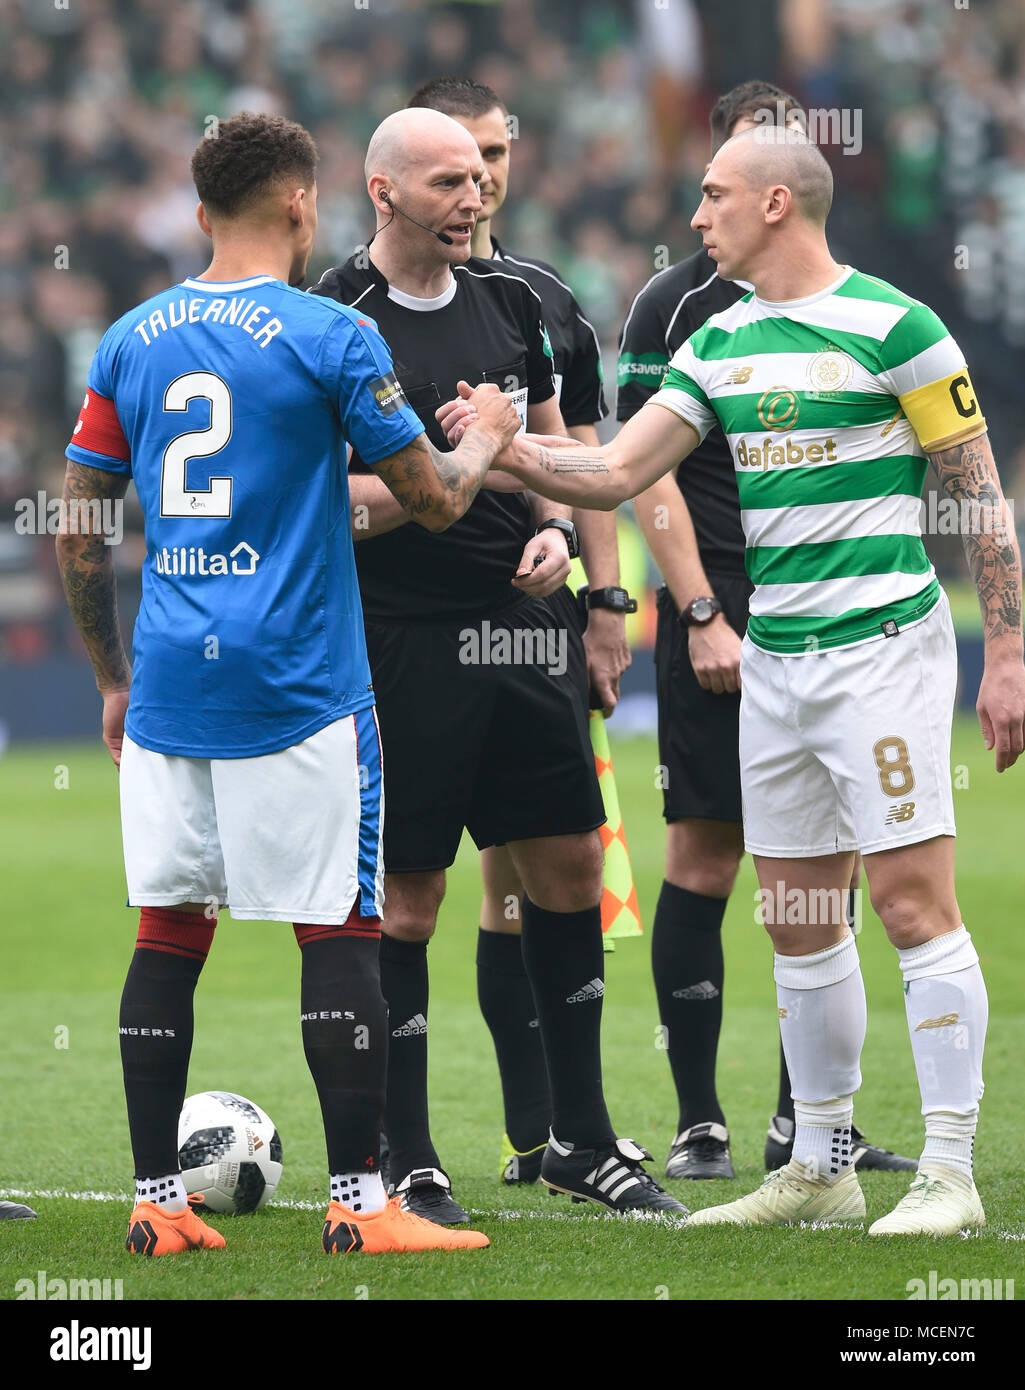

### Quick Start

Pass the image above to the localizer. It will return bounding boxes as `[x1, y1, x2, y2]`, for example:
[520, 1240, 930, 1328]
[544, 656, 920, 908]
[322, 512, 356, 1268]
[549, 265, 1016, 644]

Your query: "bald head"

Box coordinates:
[364, 107, 480, 186]
[719, 126, 833, 225]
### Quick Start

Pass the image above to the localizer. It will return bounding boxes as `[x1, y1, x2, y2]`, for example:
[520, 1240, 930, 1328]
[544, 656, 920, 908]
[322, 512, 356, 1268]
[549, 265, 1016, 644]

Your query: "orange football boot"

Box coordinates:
[125, 1194, 227, 1256]
[322, 1195, 489, 1253]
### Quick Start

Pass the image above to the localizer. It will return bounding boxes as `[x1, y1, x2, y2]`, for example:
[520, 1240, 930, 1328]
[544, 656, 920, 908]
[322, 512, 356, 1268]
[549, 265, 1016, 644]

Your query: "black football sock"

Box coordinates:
[776, 1038, 795, 1122]
[651, 881, 727, 1132]
[378, 934, 440, 1180]
[297, 930, 387, 1174]
[119, 909, 214, 1179]
[520, 896, 614, 1148]
[476, 927, 551, 1152]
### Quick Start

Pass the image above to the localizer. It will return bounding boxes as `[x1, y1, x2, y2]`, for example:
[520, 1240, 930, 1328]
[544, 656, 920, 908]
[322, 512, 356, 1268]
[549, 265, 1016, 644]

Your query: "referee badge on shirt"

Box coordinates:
[369, 371, 408, 416]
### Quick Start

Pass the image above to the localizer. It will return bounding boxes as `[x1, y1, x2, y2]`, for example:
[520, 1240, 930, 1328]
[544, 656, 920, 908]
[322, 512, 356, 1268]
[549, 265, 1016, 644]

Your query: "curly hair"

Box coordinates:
[191, 112, 318, 218]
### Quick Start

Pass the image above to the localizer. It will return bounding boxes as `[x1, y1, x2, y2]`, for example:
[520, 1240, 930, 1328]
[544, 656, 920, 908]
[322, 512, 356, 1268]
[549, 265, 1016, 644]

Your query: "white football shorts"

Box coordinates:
[120, 710, 384, 922]
[740, 592, 957, 858]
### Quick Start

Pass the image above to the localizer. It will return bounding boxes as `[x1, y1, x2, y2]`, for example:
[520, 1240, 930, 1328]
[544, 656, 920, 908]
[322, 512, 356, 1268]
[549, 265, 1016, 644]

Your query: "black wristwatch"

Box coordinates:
[678, 596, 723, 627]
[578, 585, 638, 614]
[534, 517, 579, 559]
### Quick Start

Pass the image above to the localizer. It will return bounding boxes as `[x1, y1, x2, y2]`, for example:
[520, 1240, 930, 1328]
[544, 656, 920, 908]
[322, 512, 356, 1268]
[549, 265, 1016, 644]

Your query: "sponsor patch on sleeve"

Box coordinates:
[369, 371, 408, 416]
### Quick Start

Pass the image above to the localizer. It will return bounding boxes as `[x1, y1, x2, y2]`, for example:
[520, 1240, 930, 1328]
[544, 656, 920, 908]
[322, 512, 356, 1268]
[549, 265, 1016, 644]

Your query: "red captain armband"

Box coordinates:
[69, 389, 130, 463]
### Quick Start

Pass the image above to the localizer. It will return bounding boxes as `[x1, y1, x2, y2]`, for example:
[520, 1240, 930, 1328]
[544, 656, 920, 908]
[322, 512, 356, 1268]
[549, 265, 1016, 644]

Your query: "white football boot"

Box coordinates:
[868, 1165, 985, 1236]
[687, 1156, 865, 1227]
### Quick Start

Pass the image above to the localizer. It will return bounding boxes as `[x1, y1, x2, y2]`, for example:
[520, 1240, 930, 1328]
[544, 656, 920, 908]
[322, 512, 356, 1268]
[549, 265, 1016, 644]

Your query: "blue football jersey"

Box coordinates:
[66, 274, 424, 757]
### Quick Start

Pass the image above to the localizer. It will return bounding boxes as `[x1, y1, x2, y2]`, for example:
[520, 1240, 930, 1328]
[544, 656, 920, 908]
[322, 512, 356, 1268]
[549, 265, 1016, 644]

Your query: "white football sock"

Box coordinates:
[792, 1097, 854, 1180]
[898, 926, 986, 1180]
[331, 1171, 387, 1214]
[775, 933, 866, 1181]
[135, 1174, 188, 1212]
[921, 1110, 976, 1183]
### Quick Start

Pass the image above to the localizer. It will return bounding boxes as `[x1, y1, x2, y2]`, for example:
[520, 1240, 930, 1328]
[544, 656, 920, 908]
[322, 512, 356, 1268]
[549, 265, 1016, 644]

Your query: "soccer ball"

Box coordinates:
[177, 1091, 283, 1214]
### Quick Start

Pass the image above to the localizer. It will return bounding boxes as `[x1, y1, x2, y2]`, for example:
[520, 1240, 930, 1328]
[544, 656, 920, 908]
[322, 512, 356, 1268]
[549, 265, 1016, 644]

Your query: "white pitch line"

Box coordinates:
[3, 1188, 1021, 1237]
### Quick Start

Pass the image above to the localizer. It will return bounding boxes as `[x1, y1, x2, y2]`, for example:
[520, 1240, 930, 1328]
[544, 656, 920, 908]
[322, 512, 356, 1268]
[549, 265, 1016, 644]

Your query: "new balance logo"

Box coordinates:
[727, 365, 754, 384]
[566, 979, 604, 1003]
[672, 980, 720, 1001]
[391, 1014, 427, 1037]
[886, 802, 916, 824]
[914, 1012, 960, 1031]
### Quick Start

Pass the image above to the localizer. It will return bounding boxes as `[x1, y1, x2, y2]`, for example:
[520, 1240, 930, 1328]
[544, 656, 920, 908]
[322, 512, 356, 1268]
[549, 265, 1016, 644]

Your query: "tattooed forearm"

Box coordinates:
[536, 447, 609, 475]
[373, 428, 499, 532]
[930, 433, 1023, 645]
[55, 461, 131, 690]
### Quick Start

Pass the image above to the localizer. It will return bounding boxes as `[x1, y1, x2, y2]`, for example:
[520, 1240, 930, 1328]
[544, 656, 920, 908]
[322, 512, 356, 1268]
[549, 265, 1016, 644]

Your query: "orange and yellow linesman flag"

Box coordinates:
[590, 710, 642, 950]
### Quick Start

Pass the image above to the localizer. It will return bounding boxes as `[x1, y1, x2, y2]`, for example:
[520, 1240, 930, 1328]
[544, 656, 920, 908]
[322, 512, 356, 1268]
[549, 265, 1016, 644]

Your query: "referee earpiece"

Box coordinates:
[380, 191, 391, 205]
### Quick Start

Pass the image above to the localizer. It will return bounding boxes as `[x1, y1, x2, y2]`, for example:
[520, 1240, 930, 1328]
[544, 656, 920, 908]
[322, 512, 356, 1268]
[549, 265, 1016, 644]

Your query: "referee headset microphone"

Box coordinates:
[377, 189, 454, 246]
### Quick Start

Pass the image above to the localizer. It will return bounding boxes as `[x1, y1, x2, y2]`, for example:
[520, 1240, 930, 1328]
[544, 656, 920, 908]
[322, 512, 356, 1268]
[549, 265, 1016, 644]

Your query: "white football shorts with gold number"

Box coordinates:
[740, 589, 957, 858]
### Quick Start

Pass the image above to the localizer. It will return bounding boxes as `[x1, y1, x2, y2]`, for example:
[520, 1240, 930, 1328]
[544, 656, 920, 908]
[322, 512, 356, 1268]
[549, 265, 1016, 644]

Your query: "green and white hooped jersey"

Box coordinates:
[652, 267, 987, 654]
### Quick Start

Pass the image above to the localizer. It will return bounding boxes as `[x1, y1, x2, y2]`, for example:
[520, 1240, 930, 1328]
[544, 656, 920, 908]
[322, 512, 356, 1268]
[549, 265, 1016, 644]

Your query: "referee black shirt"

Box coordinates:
[310, 254, 556, 620]
[617, 248, 747, 574]
[490, 237, 607, 429]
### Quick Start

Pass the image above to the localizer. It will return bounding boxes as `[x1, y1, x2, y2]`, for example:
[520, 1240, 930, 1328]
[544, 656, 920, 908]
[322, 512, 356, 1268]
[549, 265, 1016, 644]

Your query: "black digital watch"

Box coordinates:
[533, 517, 580, 559]
[578, 585, 638, 614]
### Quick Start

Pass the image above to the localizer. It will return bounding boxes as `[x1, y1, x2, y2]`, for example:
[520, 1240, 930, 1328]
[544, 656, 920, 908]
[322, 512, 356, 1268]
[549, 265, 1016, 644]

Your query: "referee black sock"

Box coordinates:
[297, 931, 387, 1174]
[651, 881, 727, 1132]
[520, 896, 614, 1148]
[378, 934, 441, 1180]
[119, 909, 214, 1179]
[476, 928, 551, 1153]
[776, 1038, 795, 1122]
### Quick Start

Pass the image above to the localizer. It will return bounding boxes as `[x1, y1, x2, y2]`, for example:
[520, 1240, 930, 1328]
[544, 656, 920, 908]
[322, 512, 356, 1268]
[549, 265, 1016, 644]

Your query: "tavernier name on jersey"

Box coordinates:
[130, 290, 284, 350]
[652, 267, 986, 655]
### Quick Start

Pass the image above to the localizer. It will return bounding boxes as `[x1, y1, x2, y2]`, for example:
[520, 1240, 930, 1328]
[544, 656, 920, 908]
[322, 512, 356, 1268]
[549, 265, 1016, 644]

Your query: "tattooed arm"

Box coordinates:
[930, 430, 1025, 770]
[55, 460, 132, 765]
[361, 383, 520, 537]
[438, 392, 701, 509]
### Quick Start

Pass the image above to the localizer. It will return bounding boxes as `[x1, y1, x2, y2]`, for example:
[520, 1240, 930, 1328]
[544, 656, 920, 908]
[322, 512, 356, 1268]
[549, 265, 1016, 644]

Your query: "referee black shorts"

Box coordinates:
[654, 574, 754, 825]
[364, 592, 604, 873]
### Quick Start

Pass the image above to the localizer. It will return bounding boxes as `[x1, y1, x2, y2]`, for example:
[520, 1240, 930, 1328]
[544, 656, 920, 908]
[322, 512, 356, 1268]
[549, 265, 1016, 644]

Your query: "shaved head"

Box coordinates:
[719, 126, 833, 225]
[364, 107, 480, 186]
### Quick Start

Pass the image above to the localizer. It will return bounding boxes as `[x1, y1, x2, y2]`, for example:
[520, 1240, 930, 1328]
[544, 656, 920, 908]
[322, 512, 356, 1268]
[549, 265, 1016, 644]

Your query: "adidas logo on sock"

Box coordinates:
[672, 980, 720, 1001]
[391, 1013, 427, 1037]
[566, 978, 604, 1003]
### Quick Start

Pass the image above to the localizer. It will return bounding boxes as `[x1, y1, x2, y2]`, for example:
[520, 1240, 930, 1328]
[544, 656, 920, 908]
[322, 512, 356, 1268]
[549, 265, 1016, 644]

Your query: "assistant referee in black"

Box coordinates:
[311, 106, 683, 1224]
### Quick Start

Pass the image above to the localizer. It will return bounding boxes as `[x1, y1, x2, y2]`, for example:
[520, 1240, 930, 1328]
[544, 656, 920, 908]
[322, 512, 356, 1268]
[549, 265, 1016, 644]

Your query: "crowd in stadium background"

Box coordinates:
[3, 0, 1025, 702]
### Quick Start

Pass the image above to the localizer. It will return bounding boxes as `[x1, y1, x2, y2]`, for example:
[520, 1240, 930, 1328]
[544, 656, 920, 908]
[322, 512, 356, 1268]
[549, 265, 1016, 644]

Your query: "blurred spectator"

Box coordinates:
[3, 0, 1021, 667]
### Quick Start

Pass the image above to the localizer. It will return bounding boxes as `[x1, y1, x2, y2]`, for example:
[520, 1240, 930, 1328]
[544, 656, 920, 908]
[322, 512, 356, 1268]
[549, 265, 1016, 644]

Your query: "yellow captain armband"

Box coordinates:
[898, 369, 987, 452]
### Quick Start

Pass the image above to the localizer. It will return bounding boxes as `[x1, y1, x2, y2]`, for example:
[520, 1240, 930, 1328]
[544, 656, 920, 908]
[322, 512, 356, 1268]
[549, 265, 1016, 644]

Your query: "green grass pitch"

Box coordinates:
[1, 717, 1022, 1303]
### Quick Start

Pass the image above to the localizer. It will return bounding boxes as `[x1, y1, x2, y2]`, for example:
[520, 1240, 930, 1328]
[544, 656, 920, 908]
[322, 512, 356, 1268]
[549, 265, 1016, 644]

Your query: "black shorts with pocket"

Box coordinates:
[654, 574, 754, 824]
[365, 592, 604, 872]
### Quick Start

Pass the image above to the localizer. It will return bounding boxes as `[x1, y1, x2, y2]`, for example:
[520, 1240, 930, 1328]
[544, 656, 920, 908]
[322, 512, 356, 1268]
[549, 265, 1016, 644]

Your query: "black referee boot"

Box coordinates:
[542, 1134, 689, 1216]
[391, 1167, 470, 1225]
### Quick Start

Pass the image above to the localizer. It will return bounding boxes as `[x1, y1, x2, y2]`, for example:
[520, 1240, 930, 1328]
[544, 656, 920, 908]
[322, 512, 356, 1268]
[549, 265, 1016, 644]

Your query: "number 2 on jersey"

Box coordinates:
[160, 371, 234, 517]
